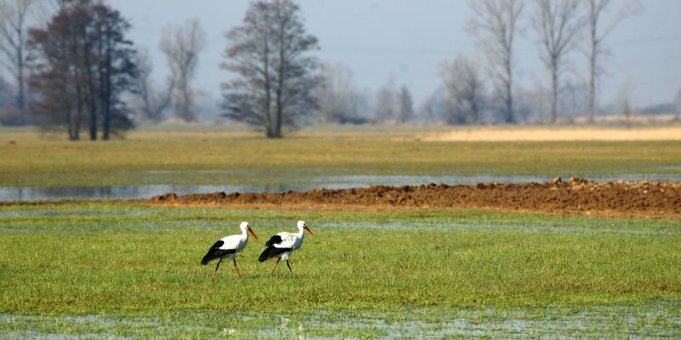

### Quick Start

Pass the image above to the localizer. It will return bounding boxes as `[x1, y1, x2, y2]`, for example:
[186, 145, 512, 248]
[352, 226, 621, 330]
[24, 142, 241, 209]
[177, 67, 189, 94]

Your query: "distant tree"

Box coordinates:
[161, 18, 204, 122]
[557, 80, 589, 122]
[675, 87, 681, 119]
[585, 0, 640, 122]
[516, 84, 550, 123]
[531, 0, 583, 123]
[0, 0, 44, 125]
[418, 87, 448, 123]
[374, 79, 397, 123]
[441, 55, 486, 125]
[467, 0, 525, 124]
[0, 75, 11, 119]
[28, 1, 137, 140]
[131, 48, 173, 123]
[222, 0, 320, 138]
[622, 97, 633, 128]
[397, 86, 414, 123]
[316, 62, 367, 124]
[615, 79, 635, 127]
[0, 71, 19, 125]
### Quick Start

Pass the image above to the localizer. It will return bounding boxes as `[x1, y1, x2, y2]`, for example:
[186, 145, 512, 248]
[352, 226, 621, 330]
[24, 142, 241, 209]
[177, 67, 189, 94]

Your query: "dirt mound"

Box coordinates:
[149, 177, 681, 218]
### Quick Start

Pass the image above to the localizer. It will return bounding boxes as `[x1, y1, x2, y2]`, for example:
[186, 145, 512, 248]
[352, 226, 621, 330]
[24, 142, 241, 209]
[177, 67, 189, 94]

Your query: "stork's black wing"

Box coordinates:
[265, 235, 283, 247]
[259, 235, 293, 262]
[201, 240, 236, 265]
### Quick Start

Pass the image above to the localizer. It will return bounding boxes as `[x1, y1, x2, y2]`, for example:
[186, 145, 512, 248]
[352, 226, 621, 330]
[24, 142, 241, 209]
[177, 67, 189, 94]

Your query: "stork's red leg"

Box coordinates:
[233, 258, 242, 279]
[271, 258, 280, 273]
[286, 260, 292, 272]
[212, 258, 223, 279]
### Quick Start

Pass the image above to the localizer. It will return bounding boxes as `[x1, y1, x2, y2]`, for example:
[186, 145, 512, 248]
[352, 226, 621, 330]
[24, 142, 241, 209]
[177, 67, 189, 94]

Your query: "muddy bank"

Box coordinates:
[149, 177, 681, 218]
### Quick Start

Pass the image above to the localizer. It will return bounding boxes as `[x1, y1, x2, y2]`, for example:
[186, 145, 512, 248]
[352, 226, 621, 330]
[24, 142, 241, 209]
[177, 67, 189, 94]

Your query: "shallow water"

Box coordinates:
[2, 173, 680, 202]
[1, 301, 679, 338]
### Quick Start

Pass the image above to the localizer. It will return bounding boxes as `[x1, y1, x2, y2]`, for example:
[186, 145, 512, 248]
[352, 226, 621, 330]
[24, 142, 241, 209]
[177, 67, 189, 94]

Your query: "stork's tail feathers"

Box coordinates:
[200, 253, 213, 265]
[201, 240, 235, 265]
[259, 246, 292, 262]
[259, 246, 275, 262]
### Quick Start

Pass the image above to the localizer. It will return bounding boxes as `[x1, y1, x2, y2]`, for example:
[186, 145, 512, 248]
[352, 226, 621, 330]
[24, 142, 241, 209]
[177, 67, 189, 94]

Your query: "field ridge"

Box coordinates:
[149, 177, 681, 218]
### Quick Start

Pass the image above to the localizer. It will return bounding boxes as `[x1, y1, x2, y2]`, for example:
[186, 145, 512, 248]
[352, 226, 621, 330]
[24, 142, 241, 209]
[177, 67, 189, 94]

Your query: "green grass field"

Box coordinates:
[1, 127, 681, 187]
[1, 202, 680, 337]
[1, 126, 680, 336]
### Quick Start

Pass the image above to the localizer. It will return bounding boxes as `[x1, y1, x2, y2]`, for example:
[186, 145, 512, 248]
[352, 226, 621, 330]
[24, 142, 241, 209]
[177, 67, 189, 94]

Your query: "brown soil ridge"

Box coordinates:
[149, 177, 681, 218]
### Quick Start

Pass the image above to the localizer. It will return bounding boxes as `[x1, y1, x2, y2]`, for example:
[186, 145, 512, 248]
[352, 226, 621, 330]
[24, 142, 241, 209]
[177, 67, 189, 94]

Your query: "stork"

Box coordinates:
[258, 220, 314, 273]
[201, 221, 258, 279]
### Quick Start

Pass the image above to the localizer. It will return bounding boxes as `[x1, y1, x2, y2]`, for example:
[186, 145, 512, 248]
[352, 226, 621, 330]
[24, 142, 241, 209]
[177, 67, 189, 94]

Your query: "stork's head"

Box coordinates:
[297, 220, 314, 236]
[240, 221, 258, 239]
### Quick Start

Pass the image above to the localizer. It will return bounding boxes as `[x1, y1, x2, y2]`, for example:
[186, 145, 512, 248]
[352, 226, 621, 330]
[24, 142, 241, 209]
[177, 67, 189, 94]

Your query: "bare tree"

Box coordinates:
[0, 74, 11, 110]
[316, 62, 367, 124]
[675, 87, 681, 119]
[467, 0, 524, 124]
[222, 0, 320, 138]
[374, 79, 397, 123]
[131, 49, 173, 123]
[532, 0, 582, 123]
[622, 97, 633, 128]
[0, 0, 44, 125]
[418, 87, 448, 123]
[585, 0, 640, 123]
[441, 55, 486, 125]
[615, 78, 636, 128]
[160, 18, 205, 122]
[398, 86, 414, 123]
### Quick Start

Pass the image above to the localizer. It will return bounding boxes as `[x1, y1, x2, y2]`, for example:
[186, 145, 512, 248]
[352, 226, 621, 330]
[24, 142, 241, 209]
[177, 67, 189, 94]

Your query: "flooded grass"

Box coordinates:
[2, 301, 679, 337]
[2, 129, 681, 189]
[0, 202, 680, 336]
[6, 172, 681, 201]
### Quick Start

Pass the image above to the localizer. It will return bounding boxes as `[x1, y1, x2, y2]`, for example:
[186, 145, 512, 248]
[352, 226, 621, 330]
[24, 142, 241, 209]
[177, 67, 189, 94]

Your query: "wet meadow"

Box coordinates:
[1, 126, 680, 336]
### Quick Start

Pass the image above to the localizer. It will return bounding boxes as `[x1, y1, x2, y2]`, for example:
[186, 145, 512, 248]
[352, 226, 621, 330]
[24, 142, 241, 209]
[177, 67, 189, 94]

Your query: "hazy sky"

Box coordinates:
[111, 0, 681, 110]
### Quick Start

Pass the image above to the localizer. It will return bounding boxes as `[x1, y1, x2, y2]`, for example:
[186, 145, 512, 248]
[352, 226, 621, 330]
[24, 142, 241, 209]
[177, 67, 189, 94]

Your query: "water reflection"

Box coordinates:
[0, 184, 313, 202]
[1, 173, 680, 202]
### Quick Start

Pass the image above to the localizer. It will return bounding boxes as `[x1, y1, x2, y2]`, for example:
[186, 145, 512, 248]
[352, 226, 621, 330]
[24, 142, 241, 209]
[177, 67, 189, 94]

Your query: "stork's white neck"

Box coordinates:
[239, 226, 251, 240]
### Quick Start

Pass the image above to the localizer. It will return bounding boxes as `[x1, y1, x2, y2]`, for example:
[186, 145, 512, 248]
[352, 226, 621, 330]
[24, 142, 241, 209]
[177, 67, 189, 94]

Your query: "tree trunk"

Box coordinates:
[102, 28, 112, 141]
[73, 84, 83, 141]
[17, 34, 26, 125]
[262, 35, 275, 139]
[505, 79, 514, 124]
[504, 55, 514, 124]
[87, 69, 97, 141]
[551, 59, 558, 124]
[588, 24, 597, 124]
[274, 38, 285, 139]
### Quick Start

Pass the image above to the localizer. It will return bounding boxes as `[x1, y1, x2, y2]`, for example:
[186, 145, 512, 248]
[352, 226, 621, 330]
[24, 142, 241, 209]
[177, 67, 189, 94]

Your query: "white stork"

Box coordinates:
[201, 221, 258, 279]
[258, 220, 314, 273]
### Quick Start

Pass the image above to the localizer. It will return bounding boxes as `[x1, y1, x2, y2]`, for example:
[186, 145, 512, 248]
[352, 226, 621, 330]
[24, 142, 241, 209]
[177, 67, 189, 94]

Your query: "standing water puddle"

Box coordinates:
[1, 301, 679, 337]
[1, 173, 680, 202]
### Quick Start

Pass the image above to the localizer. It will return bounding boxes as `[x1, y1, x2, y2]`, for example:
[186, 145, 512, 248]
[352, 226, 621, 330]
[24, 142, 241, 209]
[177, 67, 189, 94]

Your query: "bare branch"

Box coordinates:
[467, 0, 524, 123]
[441, 55, 486, 125]
[585, 0, 641, 122]
[531, 0, 583, 123]
[160, 18, 205, 122]
[0, 0, 43, 124]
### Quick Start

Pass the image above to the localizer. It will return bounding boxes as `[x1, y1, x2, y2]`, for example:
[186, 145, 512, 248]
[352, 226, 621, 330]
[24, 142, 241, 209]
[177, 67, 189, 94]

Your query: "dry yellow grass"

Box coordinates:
[422, 126, 681, 142]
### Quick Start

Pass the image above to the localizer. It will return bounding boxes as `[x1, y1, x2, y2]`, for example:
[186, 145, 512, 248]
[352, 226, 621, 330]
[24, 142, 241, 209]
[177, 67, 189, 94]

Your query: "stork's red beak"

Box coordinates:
[304, 225, 314, 236]
[248, 226, 258, 239]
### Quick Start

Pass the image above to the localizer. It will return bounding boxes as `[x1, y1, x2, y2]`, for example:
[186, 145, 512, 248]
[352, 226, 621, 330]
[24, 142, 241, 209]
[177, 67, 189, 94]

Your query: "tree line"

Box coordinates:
[421, 0, 649, 125]
[0, 0, 678, 140]
[0, 0, 328, 139]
